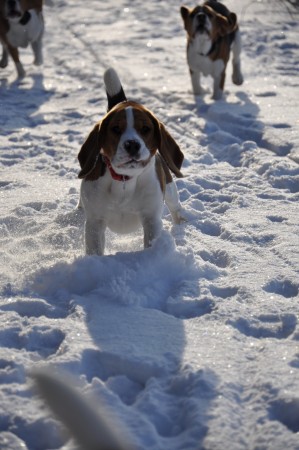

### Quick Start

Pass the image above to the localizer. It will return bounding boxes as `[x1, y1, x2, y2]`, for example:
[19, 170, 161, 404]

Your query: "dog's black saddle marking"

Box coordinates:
[106, 87, 127, 111]
[19, 11, 31, 25]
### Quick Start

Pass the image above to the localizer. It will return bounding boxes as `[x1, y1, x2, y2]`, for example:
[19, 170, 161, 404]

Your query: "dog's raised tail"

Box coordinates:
[104, 68, 127, 111]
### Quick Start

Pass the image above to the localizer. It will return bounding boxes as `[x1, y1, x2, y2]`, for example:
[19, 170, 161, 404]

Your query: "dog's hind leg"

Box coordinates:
[32, 36, 43, 66]
[143, 216, 163, 248]
[85, 219, 106, 255]
[165, 181, 186, 224]
[0, 44, 8, 68]
[231, 29, 243, 85]
[7, 44, 25, 78]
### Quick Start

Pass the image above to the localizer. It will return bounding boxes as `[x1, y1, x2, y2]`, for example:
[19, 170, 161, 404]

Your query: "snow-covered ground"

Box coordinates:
[0, 0, 299, 448]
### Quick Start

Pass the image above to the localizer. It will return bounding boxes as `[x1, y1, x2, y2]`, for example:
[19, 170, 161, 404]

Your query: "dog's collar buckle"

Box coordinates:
[19, 11, 31, 25]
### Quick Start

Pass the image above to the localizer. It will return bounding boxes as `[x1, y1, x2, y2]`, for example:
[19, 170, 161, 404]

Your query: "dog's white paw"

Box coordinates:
[232, 72, 244, 86]
[232, 63, 244, 86]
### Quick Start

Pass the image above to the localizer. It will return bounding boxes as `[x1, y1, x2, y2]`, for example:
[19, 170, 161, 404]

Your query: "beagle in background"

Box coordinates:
[181, 0, 243, 99]
[78, 68, 185, 256]
[0, 0, 44, 78]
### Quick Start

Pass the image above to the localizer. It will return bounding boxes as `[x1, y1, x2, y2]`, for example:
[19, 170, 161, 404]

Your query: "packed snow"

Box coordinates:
[0, 0, 299, 448]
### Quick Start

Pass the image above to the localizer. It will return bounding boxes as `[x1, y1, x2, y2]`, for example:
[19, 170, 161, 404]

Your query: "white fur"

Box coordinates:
[188, 38, 225, 98]
[231, 29, 243, 86]
[80, 107, 184, 255]
[165, 181, 185, 224]
[6, 10, 43, 48]
[33, 369, 131, 450]
[104, 67, 122, 97]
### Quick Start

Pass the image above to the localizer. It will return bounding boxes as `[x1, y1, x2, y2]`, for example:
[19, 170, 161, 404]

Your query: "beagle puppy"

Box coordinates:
[0, 0, 44, 78]
[181, 0, 243, 99]
[78, 68, 185, 256]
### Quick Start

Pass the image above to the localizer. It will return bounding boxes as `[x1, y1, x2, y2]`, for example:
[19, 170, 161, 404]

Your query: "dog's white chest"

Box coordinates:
[81, 162, 164, 235]
[188, 40, 224, 77]
[7, 10, 43, 48]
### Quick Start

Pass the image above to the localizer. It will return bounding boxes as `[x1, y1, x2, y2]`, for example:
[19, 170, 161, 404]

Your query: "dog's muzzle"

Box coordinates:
[195, 13, 207, 33]
[6, 0, 22, 18]
[123, 139, 141, 158]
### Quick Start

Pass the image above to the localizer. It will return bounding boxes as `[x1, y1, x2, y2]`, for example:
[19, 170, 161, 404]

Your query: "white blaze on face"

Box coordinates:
[192, 14, 213, 56]
[122, 107, 137, 142]
[191, 13, 212, 35]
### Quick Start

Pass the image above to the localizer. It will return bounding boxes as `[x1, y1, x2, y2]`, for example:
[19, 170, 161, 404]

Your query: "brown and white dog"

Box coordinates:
[181, 0, 243, 99]
[78, 68, 185, 256]
[0, 0, 44, 78]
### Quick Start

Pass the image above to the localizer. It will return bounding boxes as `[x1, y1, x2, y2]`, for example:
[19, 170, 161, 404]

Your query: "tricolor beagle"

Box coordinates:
[78, 68, 185, 256]
[181, 0, 243, 99]
[0, 0, 44, 78]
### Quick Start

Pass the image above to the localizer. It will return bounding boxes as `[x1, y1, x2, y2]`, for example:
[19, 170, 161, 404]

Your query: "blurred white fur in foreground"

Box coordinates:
[33, 369, 134, 450]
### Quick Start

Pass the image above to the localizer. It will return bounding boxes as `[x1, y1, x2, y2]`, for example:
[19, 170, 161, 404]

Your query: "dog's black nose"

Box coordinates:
[124, 140, 141, 156]
[8, 0, 16, 8]
[196, 13, 206, 25]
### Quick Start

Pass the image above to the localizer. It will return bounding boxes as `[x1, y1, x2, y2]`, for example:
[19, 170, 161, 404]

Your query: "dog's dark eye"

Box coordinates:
[140, 125, 151, 135]
[111, 125, 122, 135]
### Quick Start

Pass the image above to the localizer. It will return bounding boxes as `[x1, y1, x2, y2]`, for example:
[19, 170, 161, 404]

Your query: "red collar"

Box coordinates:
[102, 156, 131, 182]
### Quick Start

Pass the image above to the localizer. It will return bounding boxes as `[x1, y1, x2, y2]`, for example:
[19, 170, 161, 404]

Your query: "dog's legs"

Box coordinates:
[85, 219, 106, 255]
[142, 217, 162, 248]
[32, 35, 43, 66]
[190, 69, 205, 96]
[165, 181, 186, 224]
[211, 57, 226, 99]
[6, 44, 25, 78]
[212, 73, 224, 100]
[231, 29, 243, 86]
[0, 44, 8, 68]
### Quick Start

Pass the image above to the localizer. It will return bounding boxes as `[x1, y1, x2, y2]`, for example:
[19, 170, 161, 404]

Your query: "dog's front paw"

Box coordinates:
[212, 89, 223, 100]
[193, 86, 207, 96]
[34, 57, 43, 66]
[16, 62, 26, 79]
[232, 72, 244, 86]
[232, 63, 244, 86]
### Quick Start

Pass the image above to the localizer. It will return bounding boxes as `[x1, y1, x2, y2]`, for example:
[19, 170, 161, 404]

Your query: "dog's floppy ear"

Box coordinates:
[226, 12, 237, 32]
[78, 122, 105, 181]
[217, 12, 237, 35]
[145, 108, 183, 178]
[204, 5, 237, 36]
[147, 109, 184, 178]
[22, 0, 43, 12]
[156, 120, 184, 179]
[180, 5, 190, 28]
